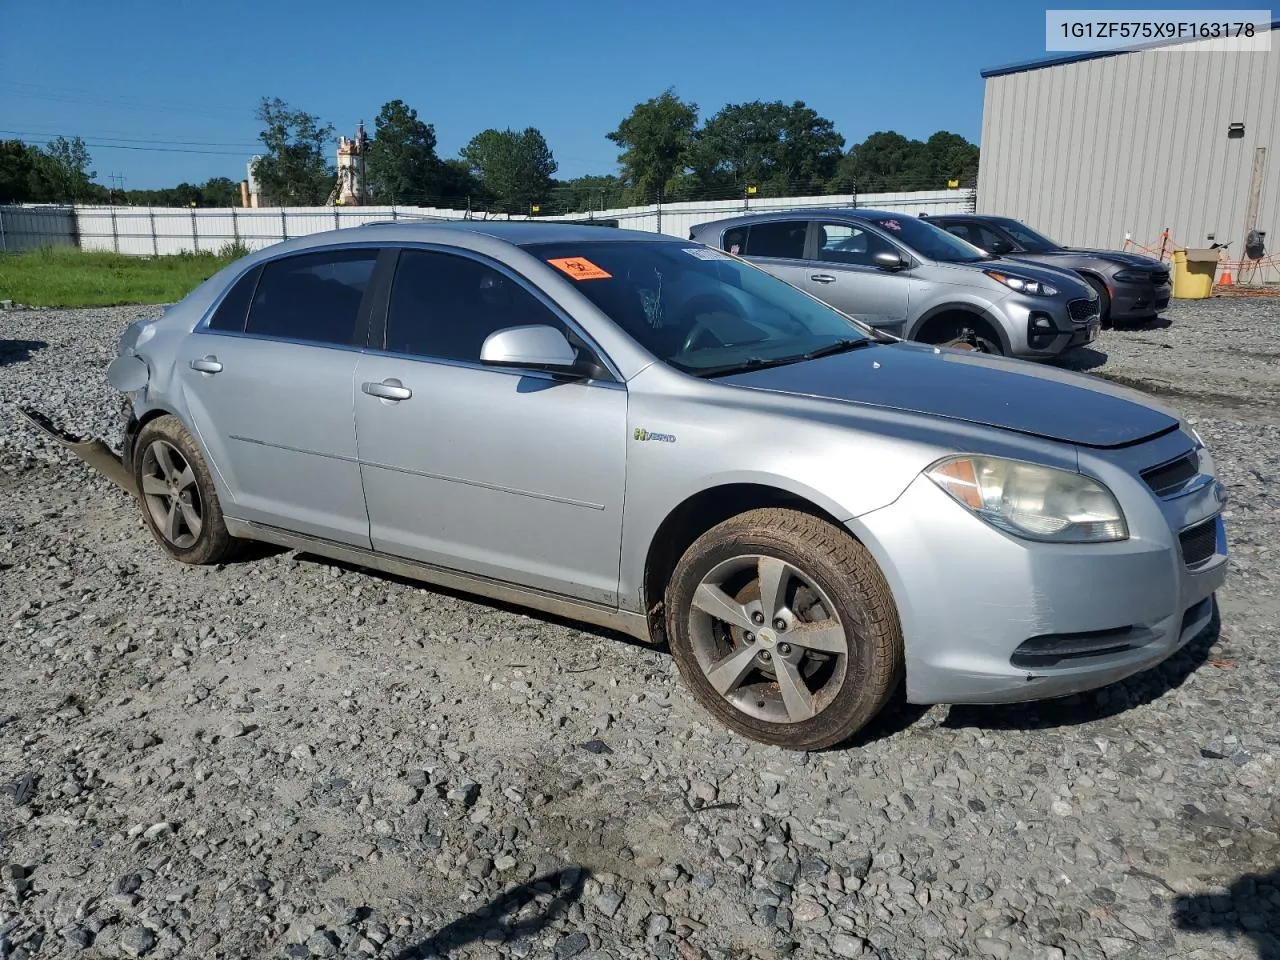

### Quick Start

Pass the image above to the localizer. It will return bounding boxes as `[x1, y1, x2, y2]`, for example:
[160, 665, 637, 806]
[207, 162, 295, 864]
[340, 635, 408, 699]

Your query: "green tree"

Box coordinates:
[606, 88, 698, 202]
[460, 127, 557, 213]
[0, 140, 43, 203]
[32, 136, 100, 202]
[366, 99, 441, 204]
[921, 131, 980, 187]
[201, 176, 241, 206]
[251, 97, 335, 206]
[828, 130, 978, 193]
[689, 100, 844, 197]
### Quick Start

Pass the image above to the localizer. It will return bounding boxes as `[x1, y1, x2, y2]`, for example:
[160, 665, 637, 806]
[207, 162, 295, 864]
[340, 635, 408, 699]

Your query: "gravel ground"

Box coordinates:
[1, 298, 1278, 960]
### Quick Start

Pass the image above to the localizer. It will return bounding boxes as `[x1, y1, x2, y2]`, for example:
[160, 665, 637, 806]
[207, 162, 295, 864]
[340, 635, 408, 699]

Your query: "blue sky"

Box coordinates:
[0, 0, 1254, 190]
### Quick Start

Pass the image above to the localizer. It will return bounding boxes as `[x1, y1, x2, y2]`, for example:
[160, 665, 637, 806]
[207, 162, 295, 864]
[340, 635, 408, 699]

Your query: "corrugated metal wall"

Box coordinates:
[0, 206, 76, 252]
[978, 31, 1279, 259]
[2, 189, 977, 256]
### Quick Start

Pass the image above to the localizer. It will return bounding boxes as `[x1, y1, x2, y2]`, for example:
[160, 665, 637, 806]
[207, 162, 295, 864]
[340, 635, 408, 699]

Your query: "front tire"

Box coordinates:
[132, 415, 238, 565]
[664, 508, 904, 750]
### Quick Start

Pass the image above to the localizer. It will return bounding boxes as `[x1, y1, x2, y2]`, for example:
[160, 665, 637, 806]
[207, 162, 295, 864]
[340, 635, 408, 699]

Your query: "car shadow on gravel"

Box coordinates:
[1055, 346, 1108, 371]
[299, 554, 659, 652]
[390, 868, 589, 959]
[0, 339, 48, 366]
[1173, 868, 1280, 959]
[940, 601, 1222, 732]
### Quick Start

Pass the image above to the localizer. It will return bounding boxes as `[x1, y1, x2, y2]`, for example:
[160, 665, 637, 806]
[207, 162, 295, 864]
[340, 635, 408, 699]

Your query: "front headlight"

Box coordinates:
[925, 455, 1128, 543]
[1112, 269, 1148, 282]
[984, 269, 1058, 297]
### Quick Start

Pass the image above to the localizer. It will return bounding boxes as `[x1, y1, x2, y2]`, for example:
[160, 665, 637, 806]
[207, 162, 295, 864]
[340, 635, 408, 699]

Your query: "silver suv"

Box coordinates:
[689, 209, 1101, 360]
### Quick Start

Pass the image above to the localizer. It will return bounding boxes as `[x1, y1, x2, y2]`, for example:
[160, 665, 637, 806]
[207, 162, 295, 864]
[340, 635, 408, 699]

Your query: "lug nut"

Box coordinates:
[777, 642, 792, 656]
[751, 611, 765, 625]
[743, 632, 755, 644]
[759, 651, 772, 662]
[773, 618, 787, 631]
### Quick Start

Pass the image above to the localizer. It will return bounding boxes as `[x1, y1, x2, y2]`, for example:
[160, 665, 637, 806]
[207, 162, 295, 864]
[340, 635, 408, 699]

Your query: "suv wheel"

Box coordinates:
[132, 415, 238, 565]
[665, 508, 904, 750]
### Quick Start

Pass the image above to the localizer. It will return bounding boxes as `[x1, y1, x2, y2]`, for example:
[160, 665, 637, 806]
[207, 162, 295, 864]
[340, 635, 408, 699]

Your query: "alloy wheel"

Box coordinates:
[139, 439, 203, 549]
[686, 554, 849, 724]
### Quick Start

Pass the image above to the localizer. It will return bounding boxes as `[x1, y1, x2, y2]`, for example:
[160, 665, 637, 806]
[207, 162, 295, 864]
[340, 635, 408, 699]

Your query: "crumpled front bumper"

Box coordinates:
[15, 405, 137, 497]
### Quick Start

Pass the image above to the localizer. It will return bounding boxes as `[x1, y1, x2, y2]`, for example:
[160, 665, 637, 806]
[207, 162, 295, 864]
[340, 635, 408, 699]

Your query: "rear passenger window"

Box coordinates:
[245, 249, 378, 346]
[742, 222, 807, 259]
[207, 265, 260, 333]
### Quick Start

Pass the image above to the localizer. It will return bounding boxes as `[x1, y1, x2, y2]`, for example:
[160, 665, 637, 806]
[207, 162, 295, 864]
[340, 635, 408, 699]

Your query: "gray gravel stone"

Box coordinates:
[0, 299, 1277, 960]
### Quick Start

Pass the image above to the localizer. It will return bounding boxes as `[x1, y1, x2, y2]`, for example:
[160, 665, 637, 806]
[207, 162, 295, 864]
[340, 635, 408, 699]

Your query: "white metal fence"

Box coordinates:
[1, 189, 977, 256]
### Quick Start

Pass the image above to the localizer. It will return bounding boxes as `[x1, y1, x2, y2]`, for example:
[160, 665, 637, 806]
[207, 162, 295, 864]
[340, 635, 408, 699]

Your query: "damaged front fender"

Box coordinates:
[15, 406, 138, 497]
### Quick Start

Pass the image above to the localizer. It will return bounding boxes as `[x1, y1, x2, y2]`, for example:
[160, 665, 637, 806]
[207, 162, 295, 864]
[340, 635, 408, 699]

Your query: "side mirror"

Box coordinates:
[988, 239, 1013, 255]
[480, 325, 580, 372]
[874, 250, 906, 271]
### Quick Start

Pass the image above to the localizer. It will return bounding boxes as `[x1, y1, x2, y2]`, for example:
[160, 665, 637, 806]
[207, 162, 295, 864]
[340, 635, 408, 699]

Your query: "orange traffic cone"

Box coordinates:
[1220, 269, 1233, 286]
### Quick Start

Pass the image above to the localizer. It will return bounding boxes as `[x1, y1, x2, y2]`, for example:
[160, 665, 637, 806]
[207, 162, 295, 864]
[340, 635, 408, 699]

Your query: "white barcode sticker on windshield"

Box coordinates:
[683, 247, 733, 260]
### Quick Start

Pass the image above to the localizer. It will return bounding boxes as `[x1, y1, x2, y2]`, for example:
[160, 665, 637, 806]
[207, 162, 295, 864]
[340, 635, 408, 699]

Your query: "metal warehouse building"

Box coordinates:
[976, 21, 1279, 267]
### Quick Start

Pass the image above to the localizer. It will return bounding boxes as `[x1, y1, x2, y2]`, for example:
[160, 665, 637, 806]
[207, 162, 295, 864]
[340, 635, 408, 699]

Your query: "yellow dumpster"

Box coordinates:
[1170, 248, 1219, 299]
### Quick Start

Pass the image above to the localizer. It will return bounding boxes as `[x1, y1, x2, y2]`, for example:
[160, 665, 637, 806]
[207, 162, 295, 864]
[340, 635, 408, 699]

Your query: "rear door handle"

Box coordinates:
[189, 356, 223, 374]
[362, 378, 412, 401]
[810, 274, 837, 283]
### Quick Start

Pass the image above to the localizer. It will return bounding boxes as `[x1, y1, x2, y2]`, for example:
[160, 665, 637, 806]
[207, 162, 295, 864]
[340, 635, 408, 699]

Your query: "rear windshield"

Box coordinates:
[523, 240, 875, 377]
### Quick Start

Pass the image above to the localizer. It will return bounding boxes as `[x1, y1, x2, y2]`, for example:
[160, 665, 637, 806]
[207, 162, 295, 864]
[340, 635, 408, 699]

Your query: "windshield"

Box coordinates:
[859, 214, 990, 263]
[996, 218, 1061, 253]
[524, 240, 878, 377]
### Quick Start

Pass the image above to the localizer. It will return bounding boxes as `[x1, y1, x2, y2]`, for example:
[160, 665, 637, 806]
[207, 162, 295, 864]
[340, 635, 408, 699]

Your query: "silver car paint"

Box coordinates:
[112, 222, 1227, 707]
[688, 210, 1100, 360]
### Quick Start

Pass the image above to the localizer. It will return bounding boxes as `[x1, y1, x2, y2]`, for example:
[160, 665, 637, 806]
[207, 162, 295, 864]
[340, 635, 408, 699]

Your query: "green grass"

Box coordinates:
[0, 243, 250, 308]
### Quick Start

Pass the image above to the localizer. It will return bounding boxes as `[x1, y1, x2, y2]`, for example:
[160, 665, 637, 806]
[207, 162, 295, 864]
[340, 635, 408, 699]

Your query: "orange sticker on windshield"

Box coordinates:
[547, 257, 612, 280]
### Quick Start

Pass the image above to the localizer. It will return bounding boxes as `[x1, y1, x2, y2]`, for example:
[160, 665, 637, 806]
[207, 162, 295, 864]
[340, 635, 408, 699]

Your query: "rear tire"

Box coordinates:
[132, 415, 238, 565]
[664, 508, 904, 750]
[1082, 274, 1112, 329]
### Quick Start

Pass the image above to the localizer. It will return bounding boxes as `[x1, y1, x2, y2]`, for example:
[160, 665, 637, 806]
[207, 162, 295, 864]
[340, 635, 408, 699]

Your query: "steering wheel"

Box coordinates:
[678, 295, 749, 354]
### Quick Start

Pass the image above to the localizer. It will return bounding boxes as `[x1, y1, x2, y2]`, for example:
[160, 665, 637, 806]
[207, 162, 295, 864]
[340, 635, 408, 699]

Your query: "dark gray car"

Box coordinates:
[689, 209, 1101, 362]
[924, 214, 1172, 327]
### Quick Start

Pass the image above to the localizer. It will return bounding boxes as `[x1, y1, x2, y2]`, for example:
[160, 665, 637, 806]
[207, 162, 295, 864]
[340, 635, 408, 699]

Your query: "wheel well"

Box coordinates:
[913, 309, 1006, 352]
[642, 484, 848, 641]
[124, 407, 177, 467]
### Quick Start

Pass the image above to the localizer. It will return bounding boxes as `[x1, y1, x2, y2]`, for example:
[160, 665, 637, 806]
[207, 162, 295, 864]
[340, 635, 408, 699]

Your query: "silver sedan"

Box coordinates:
[23, 222, 1229, 750]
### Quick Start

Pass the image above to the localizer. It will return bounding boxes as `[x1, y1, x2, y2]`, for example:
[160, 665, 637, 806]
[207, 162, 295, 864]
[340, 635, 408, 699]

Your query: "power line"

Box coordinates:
[0, 128, 261, 149]
[17, 135, 249, 157]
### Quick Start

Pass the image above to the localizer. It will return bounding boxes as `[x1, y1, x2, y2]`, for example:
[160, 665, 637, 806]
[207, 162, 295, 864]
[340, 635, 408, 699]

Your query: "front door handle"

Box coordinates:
[189, 356, 223, 374]
[362, 378, 412, 401]
[810, 274, 837, 284]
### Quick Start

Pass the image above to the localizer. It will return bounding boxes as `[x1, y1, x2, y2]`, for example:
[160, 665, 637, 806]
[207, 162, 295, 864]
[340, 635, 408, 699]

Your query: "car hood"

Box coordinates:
[718, 342, 1180, 449]
[1051, 248, 1166, 269]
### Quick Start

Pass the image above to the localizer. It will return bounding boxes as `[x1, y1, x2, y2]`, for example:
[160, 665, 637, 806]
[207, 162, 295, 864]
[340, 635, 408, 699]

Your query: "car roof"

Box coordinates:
[359, 219, 666, 245]
[690, 208, 929, 233]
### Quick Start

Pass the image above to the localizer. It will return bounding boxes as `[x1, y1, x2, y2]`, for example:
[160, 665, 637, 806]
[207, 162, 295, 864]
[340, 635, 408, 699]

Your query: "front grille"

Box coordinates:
[1068, 298, 1100, 323]
[1179, 519, 1217, 566]
[1151, 270, 1170, 285]
[1011, 626, 1145, 668]
[1141, 452, 1198, 494]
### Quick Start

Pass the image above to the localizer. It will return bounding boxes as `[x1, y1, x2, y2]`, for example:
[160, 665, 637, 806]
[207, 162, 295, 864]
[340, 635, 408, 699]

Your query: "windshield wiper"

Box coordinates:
[803, 338, 876, 360]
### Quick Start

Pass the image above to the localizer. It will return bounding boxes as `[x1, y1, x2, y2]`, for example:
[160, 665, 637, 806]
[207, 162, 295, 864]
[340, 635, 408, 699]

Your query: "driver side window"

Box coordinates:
[815, 223, 896, 267]
[384, 250, 572, 363]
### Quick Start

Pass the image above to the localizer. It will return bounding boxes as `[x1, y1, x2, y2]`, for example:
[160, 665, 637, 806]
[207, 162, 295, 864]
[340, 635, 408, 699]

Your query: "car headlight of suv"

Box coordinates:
[925, 455, 1128, 543]
[984, 270, 1058, 297]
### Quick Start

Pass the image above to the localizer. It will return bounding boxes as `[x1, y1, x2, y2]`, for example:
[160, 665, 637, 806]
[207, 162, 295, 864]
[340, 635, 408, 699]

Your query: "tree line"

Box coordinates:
[2, 88, 979, 214]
